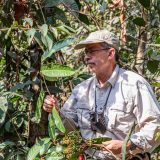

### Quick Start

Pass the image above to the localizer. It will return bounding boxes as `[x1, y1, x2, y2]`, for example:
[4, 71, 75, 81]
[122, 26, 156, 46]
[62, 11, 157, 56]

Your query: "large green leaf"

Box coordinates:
[147, 60, 159, 73]
[137, 0, 150, 9]
[122, 123, 135, 160]
[39, 24, 48, 37]
[41, 38, 76, 61]
[26, 29, 36, 45]
[44, 0, 62, 7]
[41, 33, 53, 51]
[0, 96, 8, 127]
[10, 80, 32, 92]
[63, 0, 79, 17]
[52, 107, 65, 133]
[27, 138, 50, 160]
[0, 141, 15, 149]
[52, 7, 69, 24]
[48, 113, 56, 139]
[27, 144, 42, 160]
[41, 64, 76, 81]
[32, 90, 45, 123]
[39, 138, 51, 155]
[78, 13, 90, 25]
[34, 31, 45, 51]
[133, 17, 146, 26]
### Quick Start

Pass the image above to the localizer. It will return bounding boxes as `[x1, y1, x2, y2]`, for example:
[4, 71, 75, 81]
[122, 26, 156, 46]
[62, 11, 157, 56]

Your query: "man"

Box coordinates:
[43, 30, 160, 159]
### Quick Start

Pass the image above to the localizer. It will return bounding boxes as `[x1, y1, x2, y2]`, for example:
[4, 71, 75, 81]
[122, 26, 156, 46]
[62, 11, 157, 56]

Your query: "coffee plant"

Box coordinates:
[0, 0, 159, 159]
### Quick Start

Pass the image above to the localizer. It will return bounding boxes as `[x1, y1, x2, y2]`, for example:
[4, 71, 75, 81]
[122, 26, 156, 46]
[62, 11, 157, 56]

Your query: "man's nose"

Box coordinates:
[84, 53, 91, 62]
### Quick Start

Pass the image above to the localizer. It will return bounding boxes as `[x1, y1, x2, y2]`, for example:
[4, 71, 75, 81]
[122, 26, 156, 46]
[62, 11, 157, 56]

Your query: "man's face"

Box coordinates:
[84, 43, 112, 74]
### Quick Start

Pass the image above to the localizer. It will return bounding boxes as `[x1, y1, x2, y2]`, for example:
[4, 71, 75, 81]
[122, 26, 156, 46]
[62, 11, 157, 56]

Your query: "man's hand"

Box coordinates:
[43, 95, 58, 113]
[102, 140, 131, 155]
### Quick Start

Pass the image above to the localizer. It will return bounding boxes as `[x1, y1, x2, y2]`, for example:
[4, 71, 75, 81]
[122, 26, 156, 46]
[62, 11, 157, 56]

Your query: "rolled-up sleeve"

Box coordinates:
[131, 81, 160, 152]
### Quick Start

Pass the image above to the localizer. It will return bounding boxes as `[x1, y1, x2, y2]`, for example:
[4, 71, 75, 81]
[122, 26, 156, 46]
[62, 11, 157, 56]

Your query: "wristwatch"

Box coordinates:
[130, 141, 137, 151]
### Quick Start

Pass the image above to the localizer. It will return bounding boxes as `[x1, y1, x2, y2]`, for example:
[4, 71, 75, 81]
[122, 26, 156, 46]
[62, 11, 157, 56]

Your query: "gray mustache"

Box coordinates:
[85, 61, 96, 65]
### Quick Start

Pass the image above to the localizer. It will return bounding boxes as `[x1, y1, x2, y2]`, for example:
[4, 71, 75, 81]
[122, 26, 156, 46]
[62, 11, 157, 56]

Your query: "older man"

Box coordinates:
[43, 30, 160, 159]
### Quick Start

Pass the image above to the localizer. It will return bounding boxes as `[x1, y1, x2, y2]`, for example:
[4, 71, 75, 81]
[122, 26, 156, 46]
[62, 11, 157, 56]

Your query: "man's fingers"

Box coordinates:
[43, 95, 58, 113]
[43, 104, 52, 113]
[44, 98, 54, 105]
[102, 141, 111, 145]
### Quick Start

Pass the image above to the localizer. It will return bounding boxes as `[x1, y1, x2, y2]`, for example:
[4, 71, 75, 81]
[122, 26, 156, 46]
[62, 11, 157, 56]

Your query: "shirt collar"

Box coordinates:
[108, 64, 119, 87]
[95, 65, 120, 88]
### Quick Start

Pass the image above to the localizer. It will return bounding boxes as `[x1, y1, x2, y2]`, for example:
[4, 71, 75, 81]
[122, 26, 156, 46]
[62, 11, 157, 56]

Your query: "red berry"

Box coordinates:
[78, 154, 85, 160]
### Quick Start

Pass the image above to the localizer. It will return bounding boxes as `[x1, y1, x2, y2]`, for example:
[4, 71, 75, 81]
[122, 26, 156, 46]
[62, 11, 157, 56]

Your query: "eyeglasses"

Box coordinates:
[85, 47, 111, 54]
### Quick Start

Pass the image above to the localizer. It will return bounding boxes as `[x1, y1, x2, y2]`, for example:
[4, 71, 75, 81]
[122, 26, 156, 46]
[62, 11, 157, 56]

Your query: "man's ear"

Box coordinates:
[108, 48, 116, 60]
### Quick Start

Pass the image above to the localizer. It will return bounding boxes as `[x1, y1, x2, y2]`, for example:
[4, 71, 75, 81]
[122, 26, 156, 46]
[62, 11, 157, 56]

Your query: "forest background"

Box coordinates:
[0, 0, 160, 159]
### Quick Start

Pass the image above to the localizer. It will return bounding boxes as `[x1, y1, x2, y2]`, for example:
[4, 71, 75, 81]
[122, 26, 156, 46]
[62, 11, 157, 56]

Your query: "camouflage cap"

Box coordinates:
[75, 30, 119, 50]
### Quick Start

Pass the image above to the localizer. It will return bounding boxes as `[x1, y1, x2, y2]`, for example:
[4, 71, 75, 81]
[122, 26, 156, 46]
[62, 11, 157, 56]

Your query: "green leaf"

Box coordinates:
[91, 137, 112, 144]
[50, 27, 58, 39]
[41, 64, 76, 81]
[78, 13, 90, 25]
[42, 38, 76, 61]
[10, 80, 32, 92]
[137, 0, 150, 9]
[0, 141, 15, 149]
[48, 113, 56, 139]
[62, 0, 79, 17]
[4, 120, 11, 132]
[32, 90, 45, 123]
[52, 7, 69, 24]
[26, 28, 36, 45]
[5, 27, 12, 39]
[45, 154, 64, 160]
[52, 107, 65, 133]
[155, 132, 160, 141]
[122, 123, 135, 160]
[41, 33, 53, 51]
[44, 0, 62, 7]
[23, 18, 33, 27]
[152, 82, 160, 88]
[14, 116, 24, 128]
[34, 31, 45, 51]
[155, 36, 160, 44]
[0, 96, 8, 127]
[27, 138, 50, 160]
[39, 138, 51, 155]
[133, 17, 146, 26]
[27, 144, 42, 160]
[147, 60, 159, 73]
[39, 141, 52, 156]
[39, 24, 48, 37]
[57, 26, 71, 35]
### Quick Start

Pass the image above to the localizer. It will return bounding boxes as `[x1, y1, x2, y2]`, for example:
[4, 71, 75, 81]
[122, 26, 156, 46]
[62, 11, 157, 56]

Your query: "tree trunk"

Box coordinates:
[134, 8, 148, 75]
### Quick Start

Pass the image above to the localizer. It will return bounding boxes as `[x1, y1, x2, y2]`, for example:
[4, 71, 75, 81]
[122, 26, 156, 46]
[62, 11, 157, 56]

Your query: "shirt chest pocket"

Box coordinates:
[107, 101, 135, 131]
[77, 103, 93, 129]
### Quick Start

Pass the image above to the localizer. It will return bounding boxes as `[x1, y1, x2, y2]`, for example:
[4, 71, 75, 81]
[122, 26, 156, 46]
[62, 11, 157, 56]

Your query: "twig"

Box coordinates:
[91, 143, 119, 160]
[42, 75, 51, 95]
[7, 112, 22, 141]
[62, 3, 90, 32]
[37, 2, 46, 24]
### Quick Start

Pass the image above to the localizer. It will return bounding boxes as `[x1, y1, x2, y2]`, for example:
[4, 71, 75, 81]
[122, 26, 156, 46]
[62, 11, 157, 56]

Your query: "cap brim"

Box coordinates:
[74, 40, 105, 49]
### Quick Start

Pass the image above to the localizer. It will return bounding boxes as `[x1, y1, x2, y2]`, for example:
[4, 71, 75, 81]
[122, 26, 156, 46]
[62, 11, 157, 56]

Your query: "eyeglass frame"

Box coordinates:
[85, 47, 112, 55]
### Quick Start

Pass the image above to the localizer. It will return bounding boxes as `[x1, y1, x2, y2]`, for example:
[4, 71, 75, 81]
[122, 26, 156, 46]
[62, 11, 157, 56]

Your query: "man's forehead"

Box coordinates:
[85, 43, 102, 49]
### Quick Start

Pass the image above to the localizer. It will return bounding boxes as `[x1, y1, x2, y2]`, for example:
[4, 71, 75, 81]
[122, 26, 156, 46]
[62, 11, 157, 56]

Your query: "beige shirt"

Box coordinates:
[61, 65, 160, 157]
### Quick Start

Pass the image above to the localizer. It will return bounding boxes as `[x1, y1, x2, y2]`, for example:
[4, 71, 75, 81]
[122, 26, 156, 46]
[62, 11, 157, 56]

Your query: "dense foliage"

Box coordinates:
[0, 0, 159, 159]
